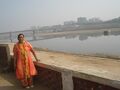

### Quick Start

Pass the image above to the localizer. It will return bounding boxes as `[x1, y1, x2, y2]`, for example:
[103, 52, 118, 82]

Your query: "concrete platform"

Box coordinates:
[0, 71, 51, 90]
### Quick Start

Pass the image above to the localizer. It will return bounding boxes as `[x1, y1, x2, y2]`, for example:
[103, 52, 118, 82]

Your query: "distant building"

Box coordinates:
[77, 17, 88, 24]
[88, 18, 102, 23]
[64, 21, 76, 25]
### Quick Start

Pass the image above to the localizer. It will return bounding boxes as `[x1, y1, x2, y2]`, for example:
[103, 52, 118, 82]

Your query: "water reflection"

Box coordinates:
[64, 29, 120, 41]
[31, 29, 120, 56]
[0, 29, 120, 56]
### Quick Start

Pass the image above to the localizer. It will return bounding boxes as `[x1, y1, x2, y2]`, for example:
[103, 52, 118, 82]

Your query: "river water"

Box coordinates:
[31, 29, 120, 57]
[0, 29, 120, 56]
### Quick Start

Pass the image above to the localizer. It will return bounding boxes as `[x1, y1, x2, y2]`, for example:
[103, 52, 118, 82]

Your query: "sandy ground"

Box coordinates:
[35, 50, 120, 78]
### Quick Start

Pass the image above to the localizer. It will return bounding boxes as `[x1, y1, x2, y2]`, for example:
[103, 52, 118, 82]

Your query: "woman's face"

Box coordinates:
[18, 35, 24, 43]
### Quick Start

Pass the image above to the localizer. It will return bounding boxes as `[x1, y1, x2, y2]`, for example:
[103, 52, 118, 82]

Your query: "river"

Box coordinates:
[30, 29, 120, 57]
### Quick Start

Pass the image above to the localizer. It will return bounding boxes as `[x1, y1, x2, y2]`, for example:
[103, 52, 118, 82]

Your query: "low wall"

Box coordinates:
[35, 65, 62, 90]
[0, 43, 120, 90]
[0, 43, 14, 67]
[34, 62, 120, 90]
[0, 45, 8, 67]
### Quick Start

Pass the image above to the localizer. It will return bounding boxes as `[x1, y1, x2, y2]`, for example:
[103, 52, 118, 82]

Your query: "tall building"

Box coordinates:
[64, 21, 76, 25]
[88, 18, 102, 23]
[77, 17, 88, 24]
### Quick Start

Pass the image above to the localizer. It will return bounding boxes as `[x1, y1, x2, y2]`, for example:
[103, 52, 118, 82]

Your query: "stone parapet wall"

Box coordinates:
[34, 62, 120, 90]
[0, 46, 8, 67]
[73, 77, 119, 90]
[35, 66, 62, 90]
[0, 43, 14, 72]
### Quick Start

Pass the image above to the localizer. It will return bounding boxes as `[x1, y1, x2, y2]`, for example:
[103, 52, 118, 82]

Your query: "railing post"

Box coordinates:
[33, 30, 36, 40]
[62, 70, 73, 90]
[10, 32, 12, 42]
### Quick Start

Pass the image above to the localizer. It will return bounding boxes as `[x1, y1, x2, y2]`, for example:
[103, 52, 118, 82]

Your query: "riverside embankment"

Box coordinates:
[0, 43, 120, 90]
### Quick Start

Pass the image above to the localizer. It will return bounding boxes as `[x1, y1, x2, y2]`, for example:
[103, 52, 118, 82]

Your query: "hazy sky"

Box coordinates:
[0, 0, 120, 32]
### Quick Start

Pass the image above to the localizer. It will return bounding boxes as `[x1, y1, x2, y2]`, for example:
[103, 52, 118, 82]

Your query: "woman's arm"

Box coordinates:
[26, 41, 39, 62]
[31, 48, 39, 62]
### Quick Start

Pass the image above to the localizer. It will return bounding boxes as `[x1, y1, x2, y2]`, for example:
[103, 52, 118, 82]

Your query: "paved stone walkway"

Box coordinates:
[0, 71, 50, 90]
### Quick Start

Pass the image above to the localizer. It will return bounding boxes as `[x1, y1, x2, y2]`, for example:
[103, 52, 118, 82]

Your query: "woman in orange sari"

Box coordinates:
[13, 33, 39, 88]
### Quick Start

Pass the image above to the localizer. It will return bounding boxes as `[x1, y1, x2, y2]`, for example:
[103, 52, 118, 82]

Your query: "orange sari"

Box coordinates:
[13, 41, 37, 80]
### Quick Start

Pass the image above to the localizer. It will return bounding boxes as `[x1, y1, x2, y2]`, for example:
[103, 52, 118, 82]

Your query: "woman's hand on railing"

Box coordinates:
[36, 58, 40, 62]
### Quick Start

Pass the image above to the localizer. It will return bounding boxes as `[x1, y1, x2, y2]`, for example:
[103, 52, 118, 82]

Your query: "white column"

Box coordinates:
[62, 70, 73, 90]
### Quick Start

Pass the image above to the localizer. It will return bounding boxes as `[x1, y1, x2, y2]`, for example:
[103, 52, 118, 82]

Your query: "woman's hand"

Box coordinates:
[35, 57, 40, 62]
[31, 49, 40, 62]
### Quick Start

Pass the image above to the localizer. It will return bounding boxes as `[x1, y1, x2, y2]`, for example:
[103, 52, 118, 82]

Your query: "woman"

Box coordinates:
[13, 33, 39, 88]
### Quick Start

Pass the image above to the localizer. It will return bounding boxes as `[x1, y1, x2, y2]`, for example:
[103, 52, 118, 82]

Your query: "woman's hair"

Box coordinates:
[17, 33, 24, 39]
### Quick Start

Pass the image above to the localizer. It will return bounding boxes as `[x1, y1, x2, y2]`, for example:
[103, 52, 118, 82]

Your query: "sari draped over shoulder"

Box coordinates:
[13, 41, 37, 80]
